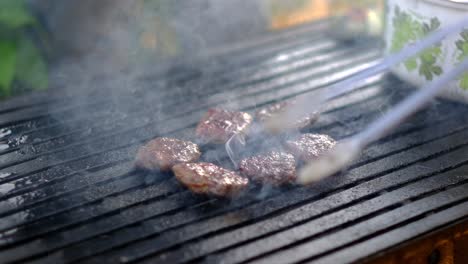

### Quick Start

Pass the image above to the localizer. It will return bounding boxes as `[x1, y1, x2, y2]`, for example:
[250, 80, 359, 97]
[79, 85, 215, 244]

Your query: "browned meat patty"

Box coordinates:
[239, 151, 296, 186]
[196, 108, 253, 144]
[256, 100, 319, 130]
[285, 134, 336, 162]
[172, 162, 249, 196]
[135, 137, 201, 171]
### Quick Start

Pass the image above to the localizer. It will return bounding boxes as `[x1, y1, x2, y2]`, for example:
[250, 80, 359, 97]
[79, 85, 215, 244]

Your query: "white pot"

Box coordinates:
[385, 0, 468, 102]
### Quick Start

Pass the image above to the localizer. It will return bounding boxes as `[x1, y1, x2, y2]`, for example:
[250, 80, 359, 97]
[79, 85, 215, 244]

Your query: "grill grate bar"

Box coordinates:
[0, 56, 383, 202]
[0, 97, 113, 131]
[13, 43, 351, 155]
[1, 43, 366, 161]
[0, 80, 382, 200]
[140, 159, 466, 262]
[0, 46, 378, 172]
[0, 114, 449, 243]
[7, 120, 468, 262]
[0, 33, 332, 134]
[0, 82, 425, 214]
[0, 83, 460, 229]
[0, 177, 185, 243]
[0, 65, 380, 191]
[71, 129, 468, 264]
[62, 154, 468, 260]
[0, 83, 424, 235]
[0, 78, 462, 235]
[0, 39, 338, 157]
[77, 144, 468, 264]
[0, 37, 334, 134]
[248, 182, 468, 264]
[315, 201, 468, 264]
[0, 86, 402, 233]
[0, 21, 331, 117]
[306, 200, 468, 264]
[0, 158, 460, 262]
[212, 170, 468, 264]
[352, 114, 468, 168]
[0, 161, 134, 219]
[149, 172, 468, 264]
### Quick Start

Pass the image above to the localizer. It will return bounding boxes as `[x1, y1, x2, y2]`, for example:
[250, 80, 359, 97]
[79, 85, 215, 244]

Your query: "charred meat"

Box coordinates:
[196, 108, 253, 144]
[135, 137, 201, 171]
[285, 134, 336, 162]
[172, 162, 249, 196]
[239, 151, 296, 185]
[256, 99, 319, 130]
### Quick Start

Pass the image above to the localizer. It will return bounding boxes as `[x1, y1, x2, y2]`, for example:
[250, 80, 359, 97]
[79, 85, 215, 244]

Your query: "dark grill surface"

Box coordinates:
[1, 22, 468, 264]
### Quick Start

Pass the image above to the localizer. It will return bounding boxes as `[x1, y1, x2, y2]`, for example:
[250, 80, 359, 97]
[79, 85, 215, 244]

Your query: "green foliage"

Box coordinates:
[0, 0, 47, 98]
[390, 6, 443, 80]
[15, 38, 48, 90]
[0, 41, 16, 95]
[0, 0, 36, 29]
[461, 74, 468, 90]
[418, 46, 442, 81]
[404, 57, 417, 71]
[456, 30, 468, 90]
[390, 7, 422, 52]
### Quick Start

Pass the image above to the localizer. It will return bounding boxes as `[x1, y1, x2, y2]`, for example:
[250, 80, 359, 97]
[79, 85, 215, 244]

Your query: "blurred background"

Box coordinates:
[0, 0, 383, 99]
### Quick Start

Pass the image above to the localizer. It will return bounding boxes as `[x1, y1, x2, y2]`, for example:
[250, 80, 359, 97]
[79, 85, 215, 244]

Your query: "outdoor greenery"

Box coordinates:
[391, 6, 442, 81]
[0, 0, 47, 98]
[456, 30, 468, 90]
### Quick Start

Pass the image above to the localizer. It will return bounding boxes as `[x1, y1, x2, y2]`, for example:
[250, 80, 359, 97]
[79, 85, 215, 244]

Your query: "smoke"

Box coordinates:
[27, 0, 274, 132]
[10, 0, 356, 205]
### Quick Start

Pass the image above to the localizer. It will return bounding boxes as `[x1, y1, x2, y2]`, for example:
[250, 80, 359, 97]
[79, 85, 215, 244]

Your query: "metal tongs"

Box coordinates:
[266, 17, 468, 133]
[284, 17, 468, 184]
[226, 17, 468, 180]
[299, 57, 468, 184]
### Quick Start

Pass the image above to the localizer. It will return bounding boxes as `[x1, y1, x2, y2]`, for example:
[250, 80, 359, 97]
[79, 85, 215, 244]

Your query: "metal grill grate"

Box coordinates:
[0, 22, 468, 264]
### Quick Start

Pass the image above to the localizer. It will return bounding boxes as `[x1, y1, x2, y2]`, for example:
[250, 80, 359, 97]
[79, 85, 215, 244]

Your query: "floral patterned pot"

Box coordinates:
[385, 0, 468, 102]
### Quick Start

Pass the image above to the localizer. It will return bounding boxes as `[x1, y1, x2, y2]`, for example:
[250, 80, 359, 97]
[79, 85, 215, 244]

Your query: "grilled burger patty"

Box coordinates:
[135, 137, 201, 171]
[239, 151, 296, 185]
[285, 133, 336, 162]
[172, 162, 249, 196]
[255, 99, 319, 131]
[196, 108, 253, 144]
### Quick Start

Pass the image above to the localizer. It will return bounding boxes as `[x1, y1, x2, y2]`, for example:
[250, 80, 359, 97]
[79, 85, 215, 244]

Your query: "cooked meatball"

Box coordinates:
[196, 108, 253, 144]
[239, 151, 296, 186]
[256, 100, 319, 131]
[285, 134, 336, 162]
[135, 137, 201, 171]
[172, 162, 249, 196]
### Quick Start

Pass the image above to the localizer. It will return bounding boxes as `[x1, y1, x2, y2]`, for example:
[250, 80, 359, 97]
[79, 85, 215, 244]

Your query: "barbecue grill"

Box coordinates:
[1, 20, 468, 264]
